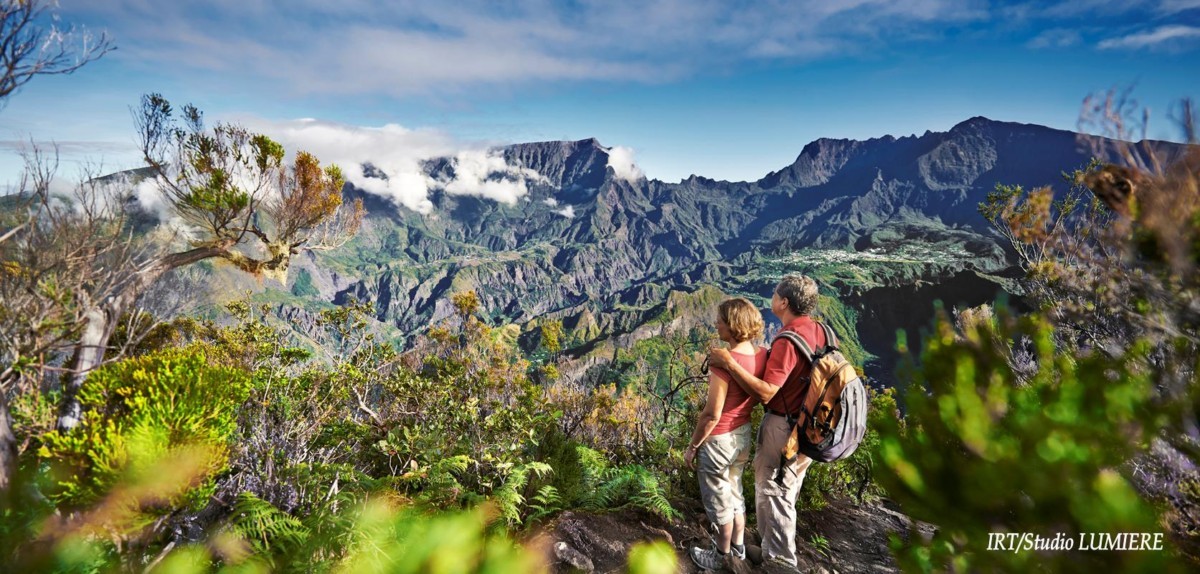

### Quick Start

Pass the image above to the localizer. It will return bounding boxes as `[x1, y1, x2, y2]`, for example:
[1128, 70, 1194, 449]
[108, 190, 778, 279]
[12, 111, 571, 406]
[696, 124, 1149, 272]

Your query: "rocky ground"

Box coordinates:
[532, 497, 935, 573]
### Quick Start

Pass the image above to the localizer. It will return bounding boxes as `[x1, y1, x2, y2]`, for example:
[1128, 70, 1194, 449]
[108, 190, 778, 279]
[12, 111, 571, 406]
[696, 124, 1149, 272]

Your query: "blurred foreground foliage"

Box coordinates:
[878, 96, 1200, 571]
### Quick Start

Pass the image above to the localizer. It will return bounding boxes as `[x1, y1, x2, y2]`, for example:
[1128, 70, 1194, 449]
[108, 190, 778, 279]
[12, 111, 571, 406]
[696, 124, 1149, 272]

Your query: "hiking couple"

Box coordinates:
[683, 274, 829, 570]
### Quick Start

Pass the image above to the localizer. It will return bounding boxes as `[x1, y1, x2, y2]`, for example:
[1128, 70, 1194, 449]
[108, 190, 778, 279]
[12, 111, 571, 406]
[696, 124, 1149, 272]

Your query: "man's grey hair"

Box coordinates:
[776, 274, 818, 316]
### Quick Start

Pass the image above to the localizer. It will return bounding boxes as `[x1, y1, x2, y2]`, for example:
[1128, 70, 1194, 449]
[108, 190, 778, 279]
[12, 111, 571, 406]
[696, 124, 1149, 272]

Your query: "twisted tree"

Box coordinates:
[52, 94, 364, 431]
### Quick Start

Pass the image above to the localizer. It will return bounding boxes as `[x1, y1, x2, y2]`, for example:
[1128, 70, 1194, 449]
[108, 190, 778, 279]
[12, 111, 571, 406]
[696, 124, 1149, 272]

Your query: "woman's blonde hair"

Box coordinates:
[718, 297, 764, 343]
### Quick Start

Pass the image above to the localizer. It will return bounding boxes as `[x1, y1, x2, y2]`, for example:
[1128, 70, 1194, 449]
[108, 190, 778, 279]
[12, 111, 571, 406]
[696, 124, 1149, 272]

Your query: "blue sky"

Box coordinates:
[1, 0, 1199, 188]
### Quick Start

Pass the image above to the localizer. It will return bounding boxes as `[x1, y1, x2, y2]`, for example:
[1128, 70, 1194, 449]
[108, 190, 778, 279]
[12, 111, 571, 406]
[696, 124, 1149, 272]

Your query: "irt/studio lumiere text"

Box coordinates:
[987, 532, 1165, 553]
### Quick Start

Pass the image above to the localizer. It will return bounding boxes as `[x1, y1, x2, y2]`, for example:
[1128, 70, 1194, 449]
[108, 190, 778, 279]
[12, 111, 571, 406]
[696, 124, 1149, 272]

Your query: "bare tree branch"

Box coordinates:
[0, 0, 113, 104]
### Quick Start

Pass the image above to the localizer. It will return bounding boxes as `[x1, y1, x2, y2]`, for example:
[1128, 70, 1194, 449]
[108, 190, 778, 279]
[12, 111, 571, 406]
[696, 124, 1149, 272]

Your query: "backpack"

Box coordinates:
[774, 322, 868, 466]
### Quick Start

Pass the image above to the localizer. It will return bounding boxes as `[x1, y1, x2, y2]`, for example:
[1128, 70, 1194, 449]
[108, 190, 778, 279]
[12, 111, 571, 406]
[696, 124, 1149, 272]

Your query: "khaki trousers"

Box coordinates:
[697, 424, 753, 526]
[754, 412, 813, 566]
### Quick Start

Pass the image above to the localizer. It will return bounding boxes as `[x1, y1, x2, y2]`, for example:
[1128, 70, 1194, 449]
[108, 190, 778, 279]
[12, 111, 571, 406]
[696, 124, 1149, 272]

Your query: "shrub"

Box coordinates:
[628, 540, 678, 574]
[966, 100, 1200, 564]
[38, 346, 251, 509]
[18, 480, 546, 573]
[876, 310, 1188, 572]
[534, 428, 586, 507]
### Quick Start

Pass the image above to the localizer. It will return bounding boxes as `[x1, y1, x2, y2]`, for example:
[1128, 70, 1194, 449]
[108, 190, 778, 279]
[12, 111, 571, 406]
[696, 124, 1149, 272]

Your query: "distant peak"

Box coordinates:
[500, 137, 609, 157]
[559, 137, 607, 153]
[949, 116, 995, 131]
[946, 116, 1067, 138]
[796, 136, 851, 157]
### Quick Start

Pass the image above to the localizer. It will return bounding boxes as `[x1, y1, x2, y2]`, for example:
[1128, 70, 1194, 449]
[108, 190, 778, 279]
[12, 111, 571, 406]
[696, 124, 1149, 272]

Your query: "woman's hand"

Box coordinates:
[685, 444, 698, 470]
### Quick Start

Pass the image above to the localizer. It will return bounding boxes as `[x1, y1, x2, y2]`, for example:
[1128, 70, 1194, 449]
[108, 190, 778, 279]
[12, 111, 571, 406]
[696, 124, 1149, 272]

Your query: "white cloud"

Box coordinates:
[606, 146, 645, 184]
[439, 150, 548, 205]
[243, 118, 454, 214]
[1026, 28, 1082, 49]
[542, 197, 559, 207]
[58, 1, 991, 95]
[1098, 25, 1200, 49]
[1015, 0, 1149, 19]
[553, 205, 576, 218]
[1160, 0, 1200, 13]
[0, 140, 137, 157]
[244, 118, 551, 214]
[133, 177, 169, 220]
[117, 175, 200, 241]
[46, 175, 82, 202]
[4, 116, 563, 218]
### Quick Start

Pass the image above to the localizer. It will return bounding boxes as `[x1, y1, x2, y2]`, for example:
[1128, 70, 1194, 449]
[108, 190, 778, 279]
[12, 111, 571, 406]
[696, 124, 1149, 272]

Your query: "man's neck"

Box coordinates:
[778, 311, 801, 326]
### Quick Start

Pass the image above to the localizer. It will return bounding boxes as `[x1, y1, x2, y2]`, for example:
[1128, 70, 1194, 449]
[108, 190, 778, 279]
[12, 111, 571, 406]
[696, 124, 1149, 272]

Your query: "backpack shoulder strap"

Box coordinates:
[817, 322, 839, 352]
[771, 330, 814, 419]
[774, 330, 816, 365]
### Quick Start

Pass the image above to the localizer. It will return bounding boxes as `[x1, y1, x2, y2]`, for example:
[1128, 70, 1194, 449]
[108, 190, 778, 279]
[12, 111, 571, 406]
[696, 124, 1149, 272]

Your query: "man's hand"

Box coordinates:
[685, 445, 698, 470]
[709, 345, 779, 404]
[708, 347, 732, 370]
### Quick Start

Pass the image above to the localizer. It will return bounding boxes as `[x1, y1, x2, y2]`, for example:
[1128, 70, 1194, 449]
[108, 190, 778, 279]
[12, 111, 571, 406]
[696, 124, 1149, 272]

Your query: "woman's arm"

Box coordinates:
[685, 372, 729, 468]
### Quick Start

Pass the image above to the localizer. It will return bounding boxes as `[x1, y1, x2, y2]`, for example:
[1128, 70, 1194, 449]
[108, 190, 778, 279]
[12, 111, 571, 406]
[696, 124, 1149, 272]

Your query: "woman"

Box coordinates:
[684, 297, 767, 570]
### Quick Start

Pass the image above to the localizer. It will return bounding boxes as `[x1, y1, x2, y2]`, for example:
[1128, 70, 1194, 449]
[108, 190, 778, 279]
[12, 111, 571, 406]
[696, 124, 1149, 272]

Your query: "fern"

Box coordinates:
[575, 444, 610, 506]
[228, 492, 310, 560]
[297, 493, 363, 569]
[629, 468, 678, 521]
[492, 461, 553, 526]
[527, 485, 562, 523]
[580, 464, 677, 520]
[581, 467, 622, 510]
[396, 455, 472, 508]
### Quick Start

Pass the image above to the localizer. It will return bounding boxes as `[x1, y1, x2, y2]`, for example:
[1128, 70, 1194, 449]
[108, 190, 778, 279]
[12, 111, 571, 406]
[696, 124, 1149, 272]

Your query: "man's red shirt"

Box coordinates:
[761, 315, 826, 414]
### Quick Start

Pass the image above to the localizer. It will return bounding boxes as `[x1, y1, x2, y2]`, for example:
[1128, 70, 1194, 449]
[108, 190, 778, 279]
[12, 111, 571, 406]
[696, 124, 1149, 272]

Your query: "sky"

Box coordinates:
[1, 0, 1198, 198]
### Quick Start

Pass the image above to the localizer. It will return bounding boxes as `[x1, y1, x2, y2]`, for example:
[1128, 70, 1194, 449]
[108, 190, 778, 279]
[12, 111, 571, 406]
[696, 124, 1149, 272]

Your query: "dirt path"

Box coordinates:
[532, 497, 934, 573]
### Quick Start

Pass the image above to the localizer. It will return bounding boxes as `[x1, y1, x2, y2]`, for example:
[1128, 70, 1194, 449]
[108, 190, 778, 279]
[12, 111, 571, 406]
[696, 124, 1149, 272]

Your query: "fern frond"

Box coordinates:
[527, 485, 562, 523]
[576, 463, 677, 519]
[229, 492, 310, 557]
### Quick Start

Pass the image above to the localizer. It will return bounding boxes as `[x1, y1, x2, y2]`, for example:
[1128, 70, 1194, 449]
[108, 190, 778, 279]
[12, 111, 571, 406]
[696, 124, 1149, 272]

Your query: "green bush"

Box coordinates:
[628, 540, 678, 574]
[876, 310, 1187, 572]
[534, 428, 586, 506]
[39, 346, 251, 508]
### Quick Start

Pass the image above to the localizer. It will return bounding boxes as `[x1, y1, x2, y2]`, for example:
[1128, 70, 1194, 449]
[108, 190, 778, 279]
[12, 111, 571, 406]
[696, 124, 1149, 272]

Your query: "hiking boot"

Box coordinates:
[730, 543, 746, 560]
[689, 545, 728, 571]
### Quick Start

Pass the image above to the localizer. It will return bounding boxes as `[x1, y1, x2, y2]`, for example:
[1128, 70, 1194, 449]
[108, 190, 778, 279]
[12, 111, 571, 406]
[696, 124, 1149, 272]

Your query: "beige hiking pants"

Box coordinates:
[697, 424, 753, 526]
[754, 412, 814, 567]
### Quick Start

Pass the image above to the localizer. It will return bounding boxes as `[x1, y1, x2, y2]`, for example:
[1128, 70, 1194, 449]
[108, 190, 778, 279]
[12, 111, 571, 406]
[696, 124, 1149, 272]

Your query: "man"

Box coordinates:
[707, 274, 826, 567]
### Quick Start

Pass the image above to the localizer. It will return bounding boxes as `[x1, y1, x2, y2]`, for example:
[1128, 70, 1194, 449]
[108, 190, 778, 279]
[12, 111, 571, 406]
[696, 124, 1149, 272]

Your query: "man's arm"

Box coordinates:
[707, 347, 779, 404]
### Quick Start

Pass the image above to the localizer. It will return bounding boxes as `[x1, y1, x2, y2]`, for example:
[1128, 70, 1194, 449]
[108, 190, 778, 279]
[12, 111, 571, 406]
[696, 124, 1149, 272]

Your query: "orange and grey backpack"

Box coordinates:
[774, 322, 868, 470]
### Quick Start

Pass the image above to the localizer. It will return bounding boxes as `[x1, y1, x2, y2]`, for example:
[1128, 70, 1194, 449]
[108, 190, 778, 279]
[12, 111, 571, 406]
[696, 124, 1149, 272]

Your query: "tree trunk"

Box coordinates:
[0, 395, 16, 495]
[55, 242, 235, 432]
[56, 305, 117, 432]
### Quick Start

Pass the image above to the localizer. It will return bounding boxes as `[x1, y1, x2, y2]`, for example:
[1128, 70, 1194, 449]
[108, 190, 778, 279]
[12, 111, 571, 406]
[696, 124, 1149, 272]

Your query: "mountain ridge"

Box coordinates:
[151, 117, 1190, 387]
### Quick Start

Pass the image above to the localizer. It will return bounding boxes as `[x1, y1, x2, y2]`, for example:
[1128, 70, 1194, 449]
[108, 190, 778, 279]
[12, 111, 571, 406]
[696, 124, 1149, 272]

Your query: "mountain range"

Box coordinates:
[180, 116, 1175, 388]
